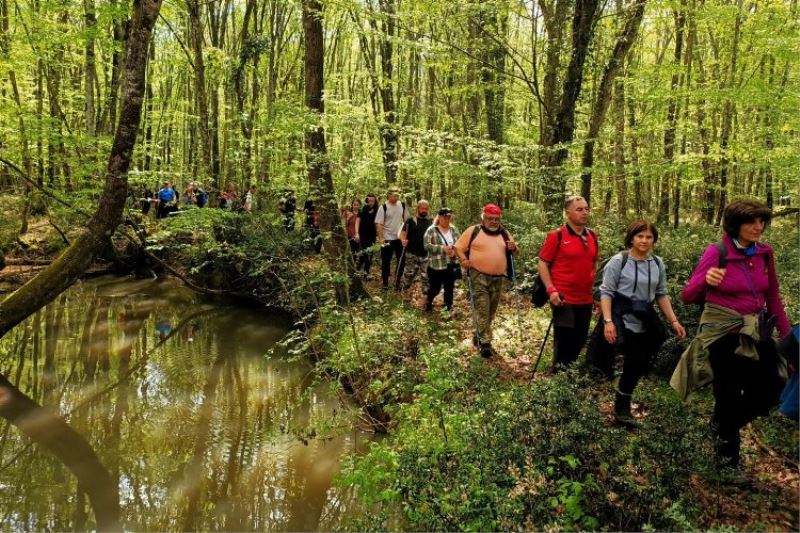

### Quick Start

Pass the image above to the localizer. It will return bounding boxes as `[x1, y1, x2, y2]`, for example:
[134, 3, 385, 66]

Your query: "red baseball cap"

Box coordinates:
[483, 203, 502, 216]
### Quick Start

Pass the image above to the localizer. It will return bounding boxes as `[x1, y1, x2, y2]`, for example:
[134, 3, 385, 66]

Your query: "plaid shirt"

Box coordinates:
[424, 224, 461, 270]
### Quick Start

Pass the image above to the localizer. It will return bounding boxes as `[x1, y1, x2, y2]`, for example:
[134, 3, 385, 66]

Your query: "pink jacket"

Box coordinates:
[681, 234, 790, 337]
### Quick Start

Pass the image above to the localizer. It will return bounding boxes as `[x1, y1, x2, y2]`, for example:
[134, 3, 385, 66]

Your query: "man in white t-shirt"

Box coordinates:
[375, 187, 410, 289]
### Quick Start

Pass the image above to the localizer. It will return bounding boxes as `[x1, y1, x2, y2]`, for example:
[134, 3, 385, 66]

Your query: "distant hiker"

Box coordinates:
[141, 185, 154, 215]
[424, 207, 461, 313]
[220, 183, 238, 210]
[344, 199, 361, 260]
[454, 203, 519, 358]
[244, 184, 257, 212]
[354, 193, 378, 277]
[595, 221, 686, 427]
[156, 180, 177, 219]
[672, 200, 790, 476]
[398, 200, 433, 292]
[304, 199, 322, 253]
[537, 195, 599, 371]
[194, 183, 208, 208]
[183, 183, 197, 206]
[375, 187, 410, 289]
[279, 189, 297, 231]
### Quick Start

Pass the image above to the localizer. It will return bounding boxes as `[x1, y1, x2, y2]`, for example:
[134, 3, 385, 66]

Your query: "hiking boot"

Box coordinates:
[613, 391, 639, 429]
[479, 343, 496, 359]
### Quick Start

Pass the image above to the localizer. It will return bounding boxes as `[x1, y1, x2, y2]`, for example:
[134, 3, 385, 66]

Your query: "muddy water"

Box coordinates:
[0, 276, 368, 531]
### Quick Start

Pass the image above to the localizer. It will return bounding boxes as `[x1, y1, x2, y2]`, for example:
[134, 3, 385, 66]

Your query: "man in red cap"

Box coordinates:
[537, 195, 599, 370]
[454, 203, 519, 358]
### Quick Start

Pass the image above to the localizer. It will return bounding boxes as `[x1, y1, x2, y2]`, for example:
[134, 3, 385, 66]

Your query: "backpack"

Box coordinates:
[466, 224, 513, 279]
[591, 251, 664, 302]
[382, 201, 406, 220]
[531, 226, 598, 307]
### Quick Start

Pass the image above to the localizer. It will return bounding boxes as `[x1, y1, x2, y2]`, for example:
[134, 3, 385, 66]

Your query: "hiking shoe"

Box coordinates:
[479, 343, 496, 359]
[613, 391, 639, 429]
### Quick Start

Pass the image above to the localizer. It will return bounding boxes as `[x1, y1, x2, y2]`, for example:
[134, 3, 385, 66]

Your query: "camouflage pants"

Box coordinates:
[468, 269, 506, 345]
[400, 253, 429, 292]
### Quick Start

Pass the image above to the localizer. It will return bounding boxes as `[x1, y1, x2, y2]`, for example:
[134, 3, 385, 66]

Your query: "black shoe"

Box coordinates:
[613, 391, 639, 429]
[479, 343, 495, 358]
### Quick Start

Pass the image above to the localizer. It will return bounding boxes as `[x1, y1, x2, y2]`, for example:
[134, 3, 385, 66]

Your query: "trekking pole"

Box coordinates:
[465, 268, 481, 348]
[531, 317, 553, 375]
[509, 254, 523, 348]
[395, 245, 407, 289]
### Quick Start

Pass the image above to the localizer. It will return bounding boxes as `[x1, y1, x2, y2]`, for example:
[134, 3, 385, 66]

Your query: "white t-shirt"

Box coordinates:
[375, 201, 407, 241]
[440, 228, 455, 246]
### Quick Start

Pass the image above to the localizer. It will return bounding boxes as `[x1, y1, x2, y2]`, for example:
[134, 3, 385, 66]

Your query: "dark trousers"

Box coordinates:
[426, 267, 455, 310]
[380, 239, 404, 287]
[357, 237, 375, 274]
[709, 334, 783, 468]
[552, 304, 593, 370]
[617, 330, 657, 395]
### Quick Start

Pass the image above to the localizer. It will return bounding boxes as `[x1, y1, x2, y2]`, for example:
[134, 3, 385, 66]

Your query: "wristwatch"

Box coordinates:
[603, 318, 613, 324]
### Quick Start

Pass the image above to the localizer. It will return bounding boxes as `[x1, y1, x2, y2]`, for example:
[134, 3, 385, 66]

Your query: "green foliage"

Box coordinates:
[341, 362, 712, 531]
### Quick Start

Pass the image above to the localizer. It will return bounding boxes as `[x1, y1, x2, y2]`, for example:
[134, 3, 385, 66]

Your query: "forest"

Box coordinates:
[0, 0, 797, 529]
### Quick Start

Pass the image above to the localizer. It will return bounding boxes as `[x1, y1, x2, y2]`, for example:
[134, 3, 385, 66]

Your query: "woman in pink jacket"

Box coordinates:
[681, 199, 791, 474]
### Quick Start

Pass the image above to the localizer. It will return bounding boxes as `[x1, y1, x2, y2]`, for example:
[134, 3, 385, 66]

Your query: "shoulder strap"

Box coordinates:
[587, 228, 598, 248]
[466, 225, 482, 259]
[714, 240, 728, 268]
[499, 226, 510, 242]
[547, 227, 564, 265]
[619, 250, 629, 271]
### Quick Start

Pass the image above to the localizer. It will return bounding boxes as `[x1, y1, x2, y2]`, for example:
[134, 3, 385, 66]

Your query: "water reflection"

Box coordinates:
[0, 276, 368, 531]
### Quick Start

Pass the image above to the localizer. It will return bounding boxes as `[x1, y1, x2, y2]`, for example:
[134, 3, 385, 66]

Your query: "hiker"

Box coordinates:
[354, 194, 378, 277]
[537, 195, 599, 371]
[194, 182, 208, 208]
[244, 184, 257, 212]
[424, 207, 461, 313]
[344, 199, 361, 260]
[375, 187, 409, 289]
[156, 180, 177, 219]
[183, 183, 197, 206]
[595, 220, 686, 427]
[672, 199, 791, 475]
[454, 203, 519, 358]
[398, 200, 433, 292]
[304, 198, 322, 253]
[279, 189, 297, 231]
[220, 183, 238, 210]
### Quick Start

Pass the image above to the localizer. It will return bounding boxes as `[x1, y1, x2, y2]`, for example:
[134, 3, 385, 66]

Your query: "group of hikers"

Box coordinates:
[339, 189, 797, 481]
[140, 181, 259, 218]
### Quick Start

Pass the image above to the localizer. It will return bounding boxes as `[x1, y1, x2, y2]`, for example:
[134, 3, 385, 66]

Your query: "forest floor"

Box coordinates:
[359, 273, 799, 531]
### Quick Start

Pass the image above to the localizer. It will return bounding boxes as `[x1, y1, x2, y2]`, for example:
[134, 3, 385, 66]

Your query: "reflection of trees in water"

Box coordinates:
[0, 280, 362, 531]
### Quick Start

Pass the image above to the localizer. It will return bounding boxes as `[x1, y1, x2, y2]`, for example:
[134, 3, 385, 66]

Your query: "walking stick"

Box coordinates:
[395, 244, 407, 289]
[509, 253, 523, 343]
[465, 268, 481, 348]
[531, 318, 553, 375]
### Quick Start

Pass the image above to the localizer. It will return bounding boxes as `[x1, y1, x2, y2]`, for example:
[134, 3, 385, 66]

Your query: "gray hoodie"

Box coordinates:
[600, 252, 668, 333]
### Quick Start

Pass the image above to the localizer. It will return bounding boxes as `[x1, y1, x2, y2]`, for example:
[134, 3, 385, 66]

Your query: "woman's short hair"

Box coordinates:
[723, 200, 772, 239]
[624, 220, 659, 248]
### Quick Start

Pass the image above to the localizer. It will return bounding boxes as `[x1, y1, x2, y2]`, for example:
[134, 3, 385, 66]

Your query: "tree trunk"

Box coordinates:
[579, 0, 646, 205]
[187, 0, 213, 187]
[657, 0, 685, 224]
[302, 0, 364, 301]
[541, 0, 602, 219]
